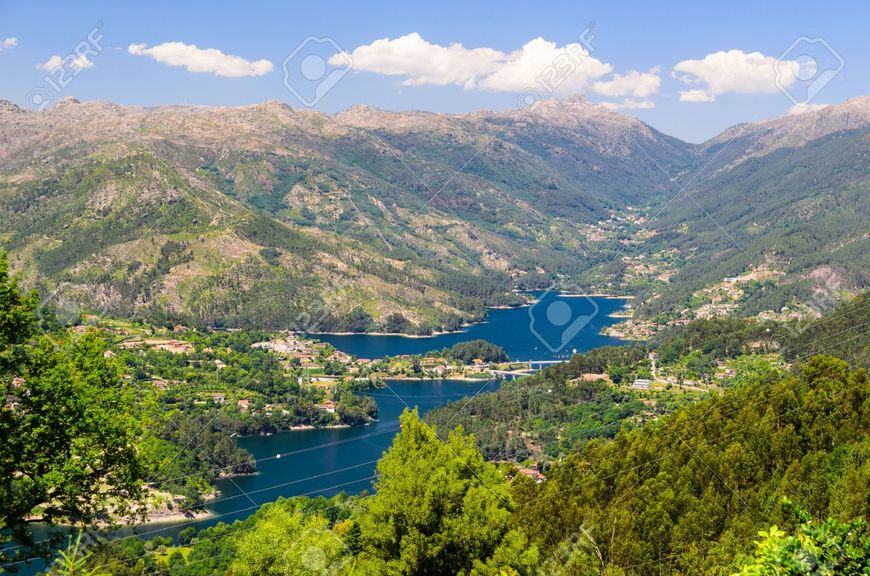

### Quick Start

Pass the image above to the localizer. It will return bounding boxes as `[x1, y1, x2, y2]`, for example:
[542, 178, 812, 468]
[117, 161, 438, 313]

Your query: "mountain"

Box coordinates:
[0, 96, 690, 331]
[0, 94, 868, 330]
[699, 95, 870, 170]
[636, 96, 870, 318]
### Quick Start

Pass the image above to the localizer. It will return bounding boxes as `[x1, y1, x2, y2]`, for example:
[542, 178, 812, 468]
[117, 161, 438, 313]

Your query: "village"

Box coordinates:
[250, 334, 537, 384]
[91, 322, 543, 430]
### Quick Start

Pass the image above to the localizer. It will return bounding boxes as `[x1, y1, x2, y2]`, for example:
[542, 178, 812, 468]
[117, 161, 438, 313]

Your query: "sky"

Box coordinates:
[0, 0, 867, 142]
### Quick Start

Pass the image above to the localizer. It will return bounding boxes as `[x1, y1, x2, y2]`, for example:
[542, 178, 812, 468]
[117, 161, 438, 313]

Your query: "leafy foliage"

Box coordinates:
[351, 410, 539, 575]
[440, 340, 509, 364]
[734, 501, 869, 575]
[426, 345, 663, 460]
[0, 252, 148, 563]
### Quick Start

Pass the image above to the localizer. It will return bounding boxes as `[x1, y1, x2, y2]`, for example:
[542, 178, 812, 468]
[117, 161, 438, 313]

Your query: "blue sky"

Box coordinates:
[1, 0, 867, 142]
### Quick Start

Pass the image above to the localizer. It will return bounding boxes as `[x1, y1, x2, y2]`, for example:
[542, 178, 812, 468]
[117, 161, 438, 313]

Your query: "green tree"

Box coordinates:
[734, 503, 869, 575]
[0, 251, 147, 562]
[47, 532, 111, 576]
[229, 504, 347, 576]
[355, 409, 538, 575]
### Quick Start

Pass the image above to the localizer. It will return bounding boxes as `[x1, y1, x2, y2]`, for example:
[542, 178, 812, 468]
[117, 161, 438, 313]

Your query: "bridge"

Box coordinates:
[489, 370, 534, 380]
[489, 359, 569, 380]
[525, 359, 568, 369]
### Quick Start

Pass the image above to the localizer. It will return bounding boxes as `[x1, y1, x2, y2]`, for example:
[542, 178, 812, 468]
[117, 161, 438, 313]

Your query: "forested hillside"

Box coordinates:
[639, 125, 870, 318]
[513, 355, 868, 574]
[782, 292, 870, 370]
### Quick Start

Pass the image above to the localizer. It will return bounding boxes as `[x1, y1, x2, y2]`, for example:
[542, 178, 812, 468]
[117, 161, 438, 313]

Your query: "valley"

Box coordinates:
[1, 86, 869, 576]
[2, 96, 868, 339]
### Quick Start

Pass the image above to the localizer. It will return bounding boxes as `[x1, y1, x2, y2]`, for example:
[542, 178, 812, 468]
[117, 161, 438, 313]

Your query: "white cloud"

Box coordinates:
[788, 103, 828, 115]
[678, 89, 716, 103]
[672, 49, 797, 102]
[37, 54, 94, 72]
[335, 33, 612, 94]
[128, 42, 273, 78]
[332, 32, 501, 89]
[600, 98, 655, 110]
[0, 37, 18, 51]
[479, 37, 612, 93]
[592, 68, 661, 98]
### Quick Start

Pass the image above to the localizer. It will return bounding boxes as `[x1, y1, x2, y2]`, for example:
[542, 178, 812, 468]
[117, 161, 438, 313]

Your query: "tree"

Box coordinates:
[355, 409, 538, 575]
[441, 340, 508, 364]
[0, 251, 148, 562]
[383, 313, 410, 334]
[511, 355, 868, 574]
[47, 532, 111, 576]
[734, 502, 869, 575]
[229, 504, 348, 576]
[0, 251, 39, 374]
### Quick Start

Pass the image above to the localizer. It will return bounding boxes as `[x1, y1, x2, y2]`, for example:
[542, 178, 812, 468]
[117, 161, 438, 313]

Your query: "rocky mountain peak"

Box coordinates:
[0, 99, 24, 114]
[54, 96, 82, 108]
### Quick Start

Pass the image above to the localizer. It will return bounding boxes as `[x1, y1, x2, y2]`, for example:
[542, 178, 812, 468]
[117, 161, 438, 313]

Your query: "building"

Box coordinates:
[318, 400, 336, 414]
[147, 339, 194, 354]
[516, 467, 545, 483]
[237, 399, 250, 411]
[632, 379, 651, 390]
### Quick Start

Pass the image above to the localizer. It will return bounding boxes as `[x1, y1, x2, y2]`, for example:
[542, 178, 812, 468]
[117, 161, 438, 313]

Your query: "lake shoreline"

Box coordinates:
[287, 423, 352, 431]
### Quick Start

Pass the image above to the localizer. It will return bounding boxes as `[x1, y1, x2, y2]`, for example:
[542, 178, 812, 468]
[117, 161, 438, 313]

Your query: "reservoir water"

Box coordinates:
[74, 379, 503, 549]
[316, 292, 630, 360]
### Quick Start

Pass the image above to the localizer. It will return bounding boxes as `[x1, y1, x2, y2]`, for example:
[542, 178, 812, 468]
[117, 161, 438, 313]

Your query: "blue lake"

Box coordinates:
[15, 379, 501, 574]
[93, 380, 503, 545]
[316, 292, 631, 360]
